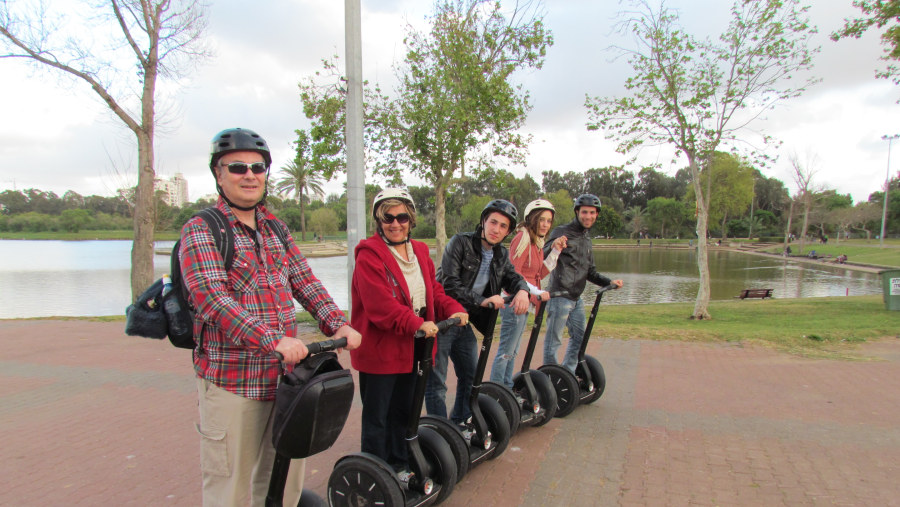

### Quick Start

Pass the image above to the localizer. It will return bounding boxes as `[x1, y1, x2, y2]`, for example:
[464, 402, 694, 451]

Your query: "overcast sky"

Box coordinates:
[1, 0, 897, 205]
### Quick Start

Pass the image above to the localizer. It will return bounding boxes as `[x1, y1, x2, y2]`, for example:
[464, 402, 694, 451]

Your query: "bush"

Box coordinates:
[412, 223, 435, 239]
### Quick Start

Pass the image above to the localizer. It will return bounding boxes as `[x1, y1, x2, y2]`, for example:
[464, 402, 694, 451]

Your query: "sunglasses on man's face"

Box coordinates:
[224, 162, 268, 175]
[381, 213, 411, 225]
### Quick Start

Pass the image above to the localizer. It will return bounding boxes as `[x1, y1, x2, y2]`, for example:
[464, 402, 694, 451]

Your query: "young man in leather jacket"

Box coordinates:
[542, 194, 623, 372]
[425, 199, 530, 425]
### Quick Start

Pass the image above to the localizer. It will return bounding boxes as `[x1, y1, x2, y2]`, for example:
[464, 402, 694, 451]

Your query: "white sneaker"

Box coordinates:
[396, 469, 415, 484]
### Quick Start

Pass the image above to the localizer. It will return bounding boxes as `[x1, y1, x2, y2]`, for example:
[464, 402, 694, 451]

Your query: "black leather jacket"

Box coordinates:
[437, 227, 529, 335]
[543, 218, 611, 300]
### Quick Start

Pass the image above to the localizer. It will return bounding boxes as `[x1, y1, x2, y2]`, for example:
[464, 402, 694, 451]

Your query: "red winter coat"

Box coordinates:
[350, 236, 464, 374]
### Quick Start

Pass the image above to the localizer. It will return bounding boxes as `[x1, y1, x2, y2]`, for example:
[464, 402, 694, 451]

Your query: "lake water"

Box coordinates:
[0, 240, 883, 319]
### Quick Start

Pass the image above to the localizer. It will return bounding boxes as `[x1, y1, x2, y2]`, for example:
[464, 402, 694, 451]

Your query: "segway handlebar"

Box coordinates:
[273, 337, 349, 361]
[414, 316, 462, 339]
[486, 294, 516, 309]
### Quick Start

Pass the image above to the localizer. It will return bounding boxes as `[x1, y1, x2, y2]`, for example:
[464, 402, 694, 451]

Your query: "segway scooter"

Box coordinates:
[571, 284, 616, 406]
[327, 318, 462, 507]
[480, 295, 558, 432]
[457, 303, 515, 464]
[266, 337, 353, 507]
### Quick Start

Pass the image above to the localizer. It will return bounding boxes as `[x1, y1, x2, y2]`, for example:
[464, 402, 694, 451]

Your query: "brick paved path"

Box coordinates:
[2, 319, 899, 506]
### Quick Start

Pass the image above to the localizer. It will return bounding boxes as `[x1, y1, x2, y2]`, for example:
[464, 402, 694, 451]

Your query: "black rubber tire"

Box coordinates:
[538, 364, 580, 418]
[479, 381, 522, 436]
[477, 393, 511, 458]
[514, 369, 557, 426]
[419, 415, 469, 482]
[296, 488, 327, 507]
[580, 355, 606, 405]
[327, 455, 404, 507]
[418, 426, 458, 504]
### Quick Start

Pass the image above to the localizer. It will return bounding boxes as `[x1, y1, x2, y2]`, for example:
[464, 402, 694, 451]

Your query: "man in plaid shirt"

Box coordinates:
[180, 128, 361, 506]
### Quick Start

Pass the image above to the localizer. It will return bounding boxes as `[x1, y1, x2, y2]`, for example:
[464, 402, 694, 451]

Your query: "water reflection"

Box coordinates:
[0, 240, 882, 319]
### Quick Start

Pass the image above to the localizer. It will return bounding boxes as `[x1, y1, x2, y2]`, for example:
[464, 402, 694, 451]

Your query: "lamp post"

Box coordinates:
[880, 134, 899, 248]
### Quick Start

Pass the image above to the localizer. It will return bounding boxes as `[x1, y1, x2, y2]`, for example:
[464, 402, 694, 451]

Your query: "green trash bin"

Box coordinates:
[882, 269, 900, 311]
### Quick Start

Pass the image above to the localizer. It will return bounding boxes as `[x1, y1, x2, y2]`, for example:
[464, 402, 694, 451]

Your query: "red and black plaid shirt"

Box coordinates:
[180, 199, 347, 400]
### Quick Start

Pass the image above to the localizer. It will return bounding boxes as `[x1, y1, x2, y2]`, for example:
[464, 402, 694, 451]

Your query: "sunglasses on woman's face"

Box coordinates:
[224, 162, 268, 175]
[381, 213, 410, 224]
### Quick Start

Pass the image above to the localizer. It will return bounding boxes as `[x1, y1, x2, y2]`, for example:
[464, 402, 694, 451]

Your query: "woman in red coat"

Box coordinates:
[349, 188, 468, 482]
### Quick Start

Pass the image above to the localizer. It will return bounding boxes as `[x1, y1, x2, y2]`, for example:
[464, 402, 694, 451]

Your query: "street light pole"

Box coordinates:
[880, 134, 899, 248]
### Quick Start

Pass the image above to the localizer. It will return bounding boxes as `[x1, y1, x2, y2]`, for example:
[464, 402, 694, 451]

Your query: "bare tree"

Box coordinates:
[788, 151, 819, 254]
[0, 0, 210, 298]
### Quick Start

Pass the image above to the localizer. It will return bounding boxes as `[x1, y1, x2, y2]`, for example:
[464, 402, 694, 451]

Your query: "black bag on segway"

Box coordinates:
[272, 352, 354, 459]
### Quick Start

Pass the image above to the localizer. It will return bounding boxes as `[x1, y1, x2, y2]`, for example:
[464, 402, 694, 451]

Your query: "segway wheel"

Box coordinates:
[538, 364, 580, 418]
[327, 455, 404, 507]
[477, 393, 511, 457]
[480, 381, 522, 436]
[514, 369, 557, 426]
[419, 415, 469, 482]
[580, 355, 606, 404]
[297, 488, 327, 507]
[418, 426, 459, 504]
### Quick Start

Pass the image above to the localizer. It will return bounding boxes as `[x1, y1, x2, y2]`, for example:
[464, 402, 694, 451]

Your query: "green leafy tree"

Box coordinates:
[60, 209, 92, 233]
[585, 0, 818, 319]
[544, 189, 574, 226]
[1, 0, 211, 298]
[382, 0, 553, 261]
[276, 130, 326, 241]
[308, 207, 339, 239]
[832, 0, 900, 96]
[685, 153, 755, 238]
[646, 197, 687, 238]
[594, 206, 623, 238]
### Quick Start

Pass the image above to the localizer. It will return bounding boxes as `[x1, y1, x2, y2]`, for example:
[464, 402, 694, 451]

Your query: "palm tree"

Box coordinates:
[276, 157, 324, 241]
[624, 206, 648, 239]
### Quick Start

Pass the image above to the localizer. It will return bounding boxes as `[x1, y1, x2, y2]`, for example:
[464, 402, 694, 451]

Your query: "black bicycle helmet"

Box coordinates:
[209, 128, 272, 174]
[208, 128, 272, 211]
[573, 194, 601, 212]
[480, 199, 518, 231]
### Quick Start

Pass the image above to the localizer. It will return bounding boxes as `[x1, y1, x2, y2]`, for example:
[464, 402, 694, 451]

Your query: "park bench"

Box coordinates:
[736, 288, 773, 300]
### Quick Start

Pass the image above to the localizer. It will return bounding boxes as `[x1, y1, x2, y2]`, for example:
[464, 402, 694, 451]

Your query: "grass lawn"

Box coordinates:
[761, 239, 900, 268]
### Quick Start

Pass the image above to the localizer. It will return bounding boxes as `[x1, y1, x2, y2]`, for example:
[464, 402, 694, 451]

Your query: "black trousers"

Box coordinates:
[359, 371, 415, 471]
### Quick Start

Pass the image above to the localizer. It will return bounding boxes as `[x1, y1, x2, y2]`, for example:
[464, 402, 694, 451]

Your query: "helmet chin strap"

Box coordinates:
[378, 228, 410, 246]
[479, 223, 502, 247]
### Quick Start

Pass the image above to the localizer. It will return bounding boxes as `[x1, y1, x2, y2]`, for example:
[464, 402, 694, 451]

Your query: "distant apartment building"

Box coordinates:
[155, 173, 189, 207]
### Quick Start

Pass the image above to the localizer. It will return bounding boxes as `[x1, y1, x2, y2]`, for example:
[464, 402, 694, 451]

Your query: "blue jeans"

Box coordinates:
[542, 296, 586, 373]
[425, 324, 478, 424]
[489, 304, 528, 388]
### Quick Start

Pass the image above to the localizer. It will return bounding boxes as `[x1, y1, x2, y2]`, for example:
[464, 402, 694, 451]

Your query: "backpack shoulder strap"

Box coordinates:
[195, 207, 235, 271]
[269, 218, 293, 252]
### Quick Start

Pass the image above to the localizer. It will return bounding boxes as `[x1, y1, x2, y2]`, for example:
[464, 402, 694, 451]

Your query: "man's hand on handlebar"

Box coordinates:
[511, 289, 529, 315]
[274, 336, 309, 364]
[481, 294, 506, 309]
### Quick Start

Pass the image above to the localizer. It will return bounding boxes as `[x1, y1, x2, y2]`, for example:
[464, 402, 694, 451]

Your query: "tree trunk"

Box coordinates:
[434, 180, 448, 264]
[783, 200, 794, 251]
[690, 158, 711, 320]
[131, 129, 156, 300]
[799, 193, 810, 255]
[300, 188, 307, 241]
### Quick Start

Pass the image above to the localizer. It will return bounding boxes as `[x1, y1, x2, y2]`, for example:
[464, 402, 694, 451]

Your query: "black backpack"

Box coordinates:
[125, 207, 291, 349]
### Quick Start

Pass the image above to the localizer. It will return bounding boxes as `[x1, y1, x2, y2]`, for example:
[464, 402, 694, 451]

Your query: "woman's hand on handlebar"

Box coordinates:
[418, 320, 440, 338]
[333, 324, 362, 353]
[274, 336, 309, 364]
[449, 312, 468, 326]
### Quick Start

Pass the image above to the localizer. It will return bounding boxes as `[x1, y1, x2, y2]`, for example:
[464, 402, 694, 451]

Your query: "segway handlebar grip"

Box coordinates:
[273, 337, 348, 361]
[414, 316, 461, 339]
[597, 284, 617, 295]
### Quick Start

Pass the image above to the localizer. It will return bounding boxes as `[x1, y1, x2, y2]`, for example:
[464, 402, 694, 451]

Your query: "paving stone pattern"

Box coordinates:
[2, 319, 898, 506]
